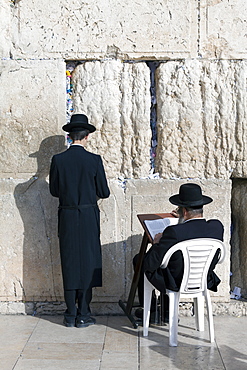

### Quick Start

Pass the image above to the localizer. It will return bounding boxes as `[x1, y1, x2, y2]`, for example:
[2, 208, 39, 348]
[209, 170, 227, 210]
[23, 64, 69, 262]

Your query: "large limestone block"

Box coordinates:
[0, 177, 63, 301]
[5, 0, 246, 60]
[0, 179, 23, 301]
[72, 60, 151, 179]
[14, 177, 63, 301]
[0, 59, 66, 175]
[155, 60, 247, 179]
[0, 1, 12, 58]
[94, 181, 127, 305]
[200, 0, 247, 59]
[0, 134, 67, 302]
[125, 179, 231, 301]
[10, 0, 197, 60]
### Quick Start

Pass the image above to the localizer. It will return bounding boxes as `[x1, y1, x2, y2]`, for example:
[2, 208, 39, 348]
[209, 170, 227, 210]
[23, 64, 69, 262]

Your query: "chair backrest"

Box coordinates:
[160, 238, 225, 294]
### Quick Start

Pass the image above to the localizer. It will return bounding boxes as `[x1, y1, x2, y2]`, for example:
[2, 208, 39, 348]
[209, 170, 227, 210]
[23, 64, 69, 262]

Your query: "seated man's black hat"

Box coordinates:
[62, 114, 96, 133]
[169, 183, 212, 207]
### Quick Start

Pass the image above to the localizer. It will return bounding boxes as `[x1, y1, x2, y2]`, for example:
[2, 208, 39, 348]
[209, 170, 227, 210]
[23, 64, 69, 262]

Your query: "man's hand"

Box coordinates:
[153, 232, 163, 244]
[170, 208, 180, 218]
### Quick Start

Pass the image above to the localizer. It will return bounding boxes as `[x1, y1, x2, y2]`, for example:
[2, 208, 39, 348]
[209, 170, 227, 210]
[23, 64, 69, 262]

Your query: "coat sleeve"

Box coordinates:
[144, 226, 183, 292]
[95, 156, 110, 199]
[144, 226, 178, 273]
[49, 156, 59, 198]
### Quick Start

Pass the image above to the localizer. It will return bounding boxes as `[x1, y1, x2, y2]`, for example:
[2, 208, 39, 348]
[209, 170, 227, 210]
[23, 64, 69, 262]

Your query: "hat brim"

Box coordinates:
[169, 194, 213, 207]
[62, 122, 96, 133]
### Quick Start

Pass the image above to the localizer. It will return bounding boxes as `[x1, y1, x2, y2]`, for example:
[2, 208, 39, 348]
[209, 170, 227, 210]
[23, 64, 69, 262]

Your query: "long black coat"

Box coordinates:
[49, 145, 110, 290]
[144, 218, 224, 294]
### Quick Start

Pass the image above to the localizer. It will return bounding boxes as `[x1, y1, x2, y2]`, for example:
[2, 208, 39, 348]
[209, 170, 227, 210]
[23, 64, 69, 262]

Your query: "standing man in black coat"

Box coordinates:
[49, 114, 110, 328]
[135, 183, 224, 320]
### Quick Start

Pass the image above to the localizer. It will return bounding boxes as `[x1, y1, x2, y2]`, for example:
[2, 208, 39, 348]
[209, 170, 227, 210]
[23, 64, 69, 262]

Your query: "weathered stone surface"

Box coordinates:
[5, 0, 246, 60]
[1, 299, 246, 316]
[0, 179, 23, 301]
[0, 1, 12, 58]
[212, 300, 247, 317]
[156, 60, 247, 179]
[94, 181, 126, 303]
[200, 0, 247, 59]
[0, 59, 66, 175]
[9, 0, 197, 60]
[3, 1, 247, 61]
[0, 177, 63, 301]
[112, 300, 247, 317]
[72, 60, 151, 179]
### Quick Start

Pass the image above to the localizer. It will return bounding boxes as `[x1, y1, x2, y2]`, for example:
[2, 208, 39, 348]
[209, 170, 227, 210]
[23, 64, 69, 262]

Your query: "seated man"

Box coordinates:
[134, 183, 224, 321]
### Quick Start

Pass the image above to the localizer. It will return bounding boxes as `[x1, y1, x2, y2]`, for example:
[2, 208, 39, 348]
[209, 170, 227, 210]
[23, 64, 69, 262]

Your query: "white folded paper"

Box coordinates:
[230, 286, 241, 300]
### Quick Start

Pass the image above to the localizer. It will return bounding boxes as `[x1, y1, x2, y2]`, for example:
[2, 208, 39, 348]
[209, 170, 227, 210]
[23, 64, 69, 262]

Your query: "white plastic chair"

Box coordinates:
[143, 238, 225, 346]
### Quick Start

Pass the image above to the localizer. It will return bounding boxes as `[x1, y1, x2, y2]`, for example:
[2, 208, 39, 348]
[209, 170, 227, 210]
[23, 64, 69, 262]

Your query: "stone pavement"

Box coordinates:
[0, 314, 246, 369]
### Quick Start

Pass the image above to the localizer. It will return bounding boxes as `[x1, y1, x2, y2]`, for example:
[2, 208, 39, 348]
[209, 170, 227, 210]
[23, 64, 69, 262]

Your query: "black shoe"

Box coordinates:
[76, 317, 96, 328]
[135, 307, 144, 319]
[63, 318, 75, 327]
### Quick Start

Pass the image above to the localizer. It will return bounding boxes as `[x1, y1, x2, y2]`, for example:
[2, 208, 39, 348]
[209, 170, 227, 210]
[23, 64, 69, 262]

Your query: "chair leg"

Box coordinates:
[143, 275, 154, 336]
[205, 290, 214, 343]
[168, 290, 180, 347]
[194, 296, 205, 331]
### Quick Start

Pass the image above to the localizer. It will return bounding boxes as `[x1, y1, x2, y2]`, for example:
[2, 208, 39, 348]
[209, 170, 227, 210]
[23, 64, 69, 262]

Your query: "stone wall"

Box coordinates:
[0, 178, 232, 315]
[7, 0, 198, 60]
[72, 60, 152, 178]
[155, 60, 247, 179]
[0, 0, 246, 314]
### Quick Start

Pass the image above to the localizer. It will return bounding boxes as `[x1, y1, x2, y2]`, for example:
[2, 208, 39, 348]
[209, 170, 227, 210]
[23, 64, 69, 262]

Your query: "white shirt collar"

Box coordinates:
[183, 217, 205, 223]
[71, 144, 84, 148]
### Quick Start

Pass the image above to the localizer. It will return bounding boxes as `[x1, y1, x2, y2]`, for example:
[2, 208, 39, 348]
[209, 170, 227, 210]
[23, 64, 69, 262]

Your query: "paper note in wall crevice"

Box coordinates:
[230, 286, 241, 300]
[144, 217, 178, 241]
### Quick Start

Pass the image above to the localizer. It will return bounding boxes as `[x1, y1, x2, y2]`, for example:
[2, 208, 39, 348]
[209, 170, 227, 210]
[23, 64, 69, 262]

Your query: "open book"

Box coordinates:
[144, 217, 179, 241]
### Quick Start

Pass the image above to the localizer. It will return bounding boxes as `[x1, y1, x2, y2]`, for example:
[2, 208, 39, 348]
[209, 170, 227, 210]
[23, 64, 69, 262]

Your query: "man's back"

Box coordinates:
[49, 145, 110, 205]
[144, 218, 224, 293]
[170, 218, 223, 242]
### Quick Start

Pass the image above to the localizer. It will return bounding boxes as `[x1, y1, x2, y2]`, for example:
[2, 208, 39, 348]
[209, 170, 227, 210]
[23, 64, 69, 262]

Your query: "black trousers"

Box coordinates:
[133, 254, 169, 315]
[64, 288, 92, 323]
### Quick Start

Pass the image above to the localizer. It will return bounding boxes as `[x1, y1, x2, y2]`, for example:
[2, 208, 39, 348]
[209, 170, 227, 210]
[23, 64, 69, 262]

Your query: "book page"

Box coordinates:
[144, 217, 178, 241]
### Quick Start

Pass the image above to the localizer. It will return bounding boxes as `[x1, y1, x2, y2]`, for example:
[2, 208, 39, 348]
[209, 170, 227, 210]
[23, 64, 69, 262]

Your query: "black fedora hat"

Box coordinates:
[62, 114, 96, 133]
[169, 183, 213, 207]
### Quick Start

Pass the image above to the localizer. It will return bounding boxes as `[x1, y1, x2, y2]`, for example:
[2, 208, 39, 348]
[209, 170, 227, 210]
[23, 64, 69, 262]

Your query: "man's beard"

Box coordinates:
[178, 216, 184, 224]
[177, 207, 184, 224]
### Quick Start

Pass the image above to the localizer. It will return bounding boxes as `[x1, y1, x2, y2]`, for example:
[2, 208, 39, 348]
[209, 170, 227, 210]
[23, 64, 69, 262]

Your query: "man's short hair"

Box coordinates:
[69, 129, 90, 141]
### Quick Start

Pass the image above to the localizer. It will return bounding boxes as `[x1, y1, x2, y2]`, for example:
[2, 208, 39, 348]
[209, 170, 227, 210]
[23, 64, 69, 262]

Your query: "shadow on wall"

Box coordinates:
[22, 234, 144, 316]
[14, 136, 66, 309]
[94, 233, 144, 299]
[230, 179, 247, 299]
